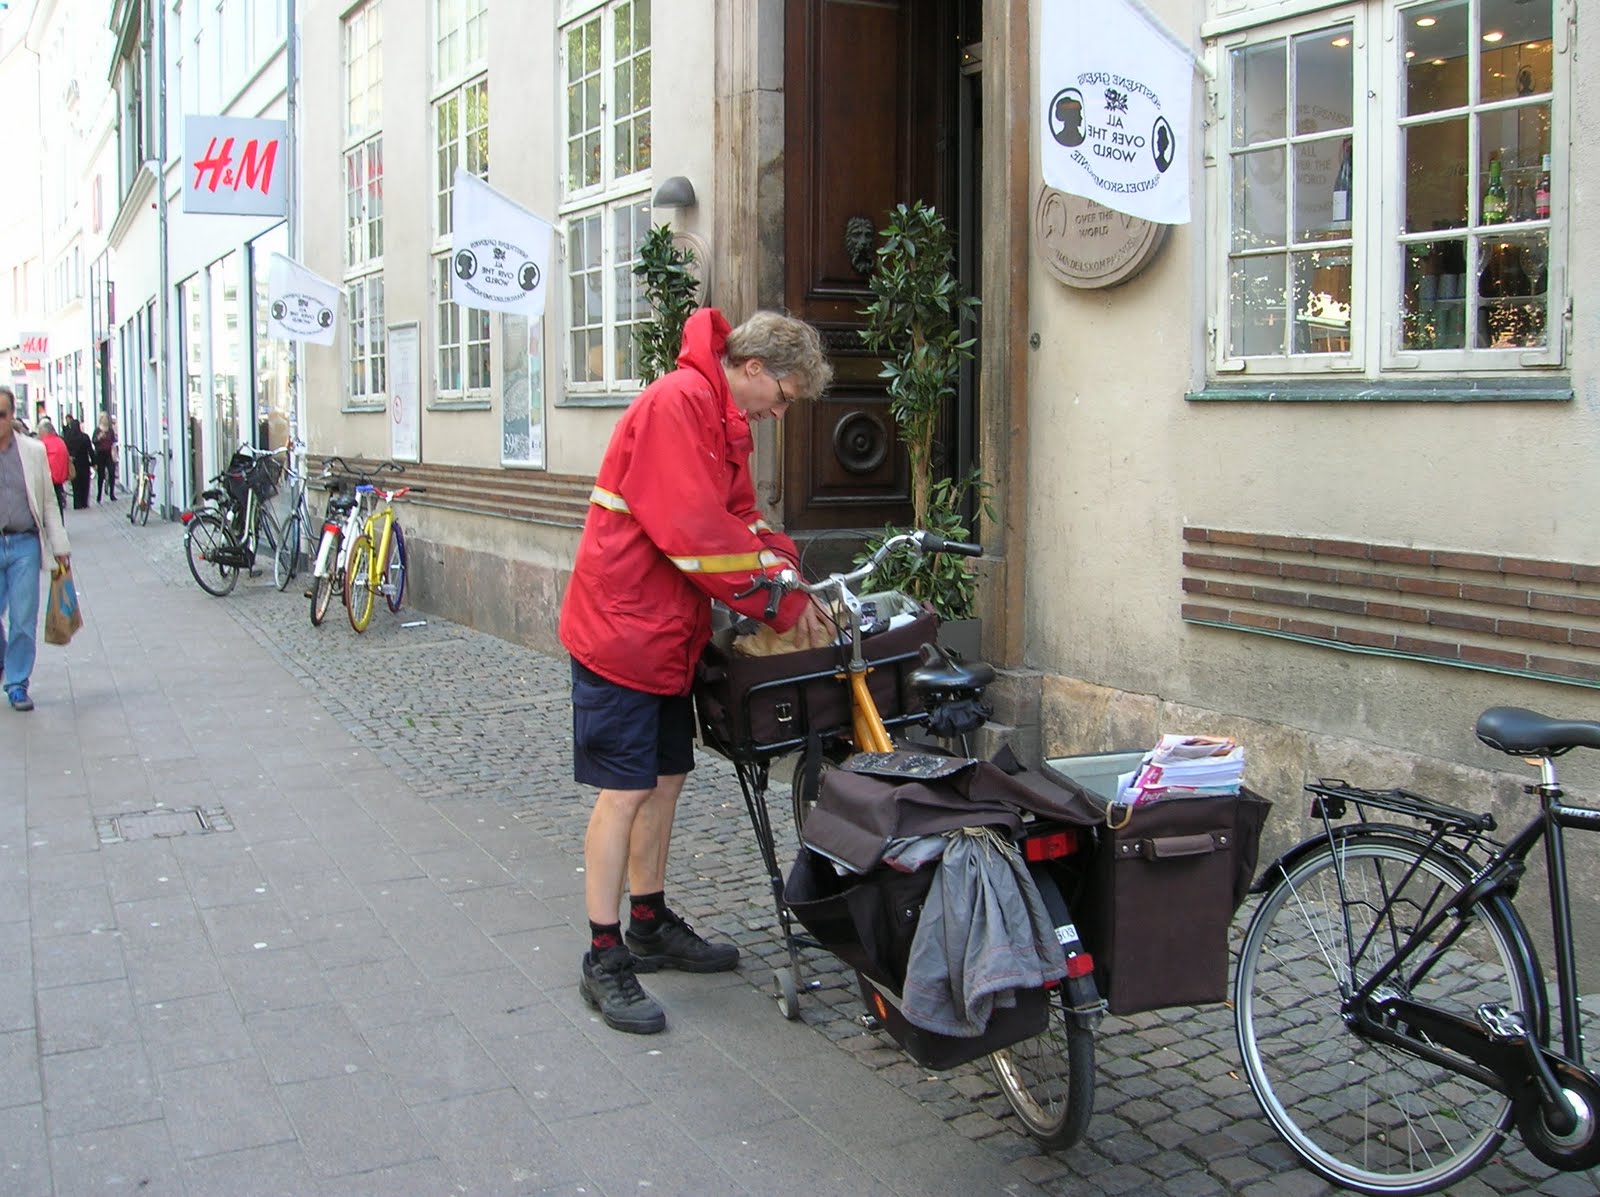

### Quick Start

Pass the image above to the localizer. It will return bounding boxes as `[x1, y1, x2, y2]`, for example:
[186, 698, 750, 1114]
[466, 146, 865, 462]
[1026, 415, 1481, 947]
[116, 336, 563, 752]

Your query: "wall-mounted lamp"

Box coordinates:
[650, 176, 697, 210]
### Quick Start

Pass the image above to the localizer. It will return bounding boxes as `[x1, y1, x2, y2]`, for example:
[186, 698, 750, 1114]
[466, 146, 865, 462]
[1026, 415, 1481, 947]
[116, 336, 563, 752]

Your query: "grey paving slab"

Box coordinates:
[3, 501, 1588, 1197]
[0, 1103, 50, 1195]
[156, 1057, 295, 1160]
[47, 1118, 183, 1197]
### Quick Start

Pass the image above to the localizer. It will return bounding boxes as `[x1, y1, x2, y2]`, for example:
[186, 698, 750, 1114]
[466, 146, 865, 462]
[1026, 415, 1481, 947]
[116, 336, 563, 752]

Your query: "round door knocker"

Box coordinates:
[832, 411, 889, 475]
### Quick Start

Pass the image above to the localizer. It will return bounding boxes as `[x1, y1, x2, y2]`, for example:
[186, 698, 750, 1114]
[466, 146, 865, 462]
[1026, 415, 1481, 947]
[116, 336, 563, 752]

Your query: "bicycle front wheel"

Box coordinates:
[990, 993, 1095, 1151]
[185, 514, 240, 597]
[310, 533, 342, 627]
[137, 483, 152, 525]
[346, 534, 376, 632]
[383, 522, 407, 613]
[1235, 834, 1530, 1195]
[273, 512, 301, 591]
[127, 485, 139, 524]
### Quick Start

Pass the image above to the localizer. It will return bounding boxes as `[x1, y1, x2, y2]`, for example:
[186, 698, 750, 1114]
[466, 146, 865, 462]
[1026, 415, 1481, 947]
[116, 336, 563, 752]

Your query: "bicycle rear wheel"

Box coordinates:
[310, 530, 343, 627]
[1234, 834, 1531, 1195]
[383, 522, 407, 613]
[185, 513, 240, 597]
[346, 534, 376, 632]
[273, 511, 301, 591]
[990, 992, 1095, 1150]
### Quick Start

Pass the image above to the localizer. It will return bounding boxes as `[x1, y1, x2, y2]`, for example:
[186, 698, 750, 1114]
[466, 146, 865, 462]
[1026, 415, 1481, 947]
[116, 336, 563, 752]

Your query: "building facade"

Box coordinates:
[24, 0, 1596, 942]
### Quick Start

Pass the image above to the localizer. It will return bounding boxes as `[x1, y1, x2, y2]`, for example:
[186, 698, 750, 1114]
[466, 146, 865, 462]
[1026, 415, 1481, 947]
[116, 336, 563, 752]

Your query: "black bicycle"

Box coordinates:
[1234, 706, 1600, 1194]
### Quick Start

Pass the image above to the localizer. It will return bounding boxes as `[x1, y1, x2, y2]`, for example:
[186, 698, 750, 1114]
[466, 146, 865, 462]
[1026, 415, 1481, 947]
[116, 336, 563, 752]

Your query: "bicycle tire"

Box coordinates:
[274, 510, 302, 591]
[310, 534, 342, 627]
[384, 522, 407, 613]
[127, 485, 139, 524]
[137, 485, 151, 525]
[346, 534, 376, 632]
[789, 741, 851, 834]
[185, 513, 241, 597]
[990, 994, 1095, 1151]
[1234, 834, 1532, 1195]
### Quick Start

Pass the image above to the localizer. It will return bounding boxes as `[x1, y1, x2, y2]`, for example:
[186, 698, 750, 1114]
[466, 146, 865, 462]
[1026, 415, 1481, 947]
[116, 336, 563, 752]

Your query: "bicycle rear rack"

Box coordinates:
[1307, 779, 1497, 836]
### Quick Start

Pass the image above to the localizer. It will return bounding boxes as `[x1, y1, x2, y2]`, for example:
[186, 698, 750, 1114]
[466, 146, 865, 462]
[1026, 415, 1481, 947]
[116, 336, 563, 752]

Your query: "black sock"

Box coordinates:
[589, 921, 623, 958]
[629, 891, 667, 932]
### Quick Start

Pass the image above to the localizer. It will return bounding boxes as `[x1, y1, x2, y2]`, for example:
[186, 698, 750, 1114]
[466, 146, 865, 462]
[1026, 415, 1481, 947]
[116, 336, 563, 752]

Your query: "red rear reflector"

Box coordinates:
[1065, 952, 1095, 979]
[1023, 830, 1077, 861]
[179, 511, 194, 524]
[323, 522, 340, 534]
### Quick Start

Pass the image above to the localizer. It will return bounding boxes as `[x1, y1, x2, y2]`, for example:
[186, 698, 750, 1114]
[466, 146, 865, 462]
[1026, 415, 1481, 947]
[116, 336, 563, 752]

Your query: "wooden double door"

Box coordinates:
[782, 0, 981, 534]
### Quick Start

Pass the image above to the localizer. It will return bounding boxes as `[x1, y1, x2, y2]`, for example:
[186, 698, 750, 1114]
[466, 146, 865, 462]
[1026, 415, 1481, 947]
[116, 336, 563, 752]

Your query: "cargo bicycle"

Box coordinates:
[694, 529, 1102, 1150]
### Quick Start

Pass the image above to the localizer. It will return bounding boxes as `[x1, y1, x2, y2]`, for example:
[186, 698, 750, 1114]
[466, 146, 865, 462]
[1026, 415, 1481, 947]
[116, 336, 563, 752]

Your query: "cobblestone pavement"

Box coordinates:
[152, 518, 1599, 1197]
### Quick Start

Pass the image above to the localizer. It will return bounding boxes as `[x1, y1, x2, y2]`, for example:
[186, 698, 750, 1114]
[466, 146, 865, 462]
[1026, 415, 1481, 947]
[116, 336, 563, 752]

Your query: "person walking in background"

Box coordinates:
[63, 417, 93, 510]
[559, 309, 832, 1035]
[35, 418, 70, 518]
[0, 387, 71, 712]
[93, 412, 117, 502]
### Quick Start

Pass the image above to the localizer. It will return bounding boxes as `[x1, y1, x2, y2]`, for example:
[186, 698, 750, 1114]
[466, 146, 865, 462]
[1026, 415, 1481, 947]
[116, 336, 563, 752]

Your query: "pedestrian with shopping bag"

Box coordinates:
[0, 387, 71, 711]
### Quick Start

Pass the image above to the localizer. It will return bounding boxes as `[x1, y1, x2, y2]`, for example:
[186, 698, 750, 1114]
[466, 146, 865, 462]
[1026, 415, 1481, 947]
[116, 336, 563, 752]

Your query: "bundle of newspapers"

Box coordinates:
[1114, 735, 1244, 806]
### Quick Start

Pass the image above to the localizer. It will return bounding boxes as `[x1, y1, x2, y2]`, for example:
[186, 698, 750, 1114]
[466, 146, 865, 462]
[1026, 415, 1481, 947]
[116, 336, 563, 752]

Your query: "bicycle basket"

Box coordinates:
[224, 454, 282, 505]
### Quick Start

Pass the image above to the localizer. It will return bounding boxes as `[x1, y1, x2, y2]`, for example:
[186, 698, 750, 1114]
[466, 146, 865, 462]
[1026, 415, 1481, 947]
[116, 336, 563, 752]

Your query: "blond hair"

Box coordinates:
[724, 312, 833, 402]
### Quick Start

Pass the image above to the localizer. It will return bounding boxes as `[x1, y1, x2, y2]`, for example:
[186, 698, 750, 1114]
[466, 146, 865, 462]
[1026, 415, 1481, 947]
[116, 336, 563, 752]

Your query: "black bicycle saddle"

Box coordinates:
[1476, 707, 1600, 757]
[908, 641, 995, 694]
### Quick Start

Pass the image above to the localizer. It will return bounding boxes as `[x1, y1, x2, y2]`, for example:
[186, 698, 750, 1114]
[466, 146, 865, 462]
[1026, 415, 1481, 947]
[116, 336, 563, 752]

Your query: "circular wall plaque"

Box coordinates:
[1033, 185, 1169, 289]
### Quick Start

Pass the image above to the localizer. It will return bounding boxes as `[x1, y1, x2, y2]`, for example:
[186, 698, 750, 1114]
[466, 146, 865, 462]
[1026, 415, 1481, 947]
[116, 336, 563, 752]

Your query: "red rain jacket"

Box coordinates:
[41, 432, 69, 485]
[559, 308, 808, 695]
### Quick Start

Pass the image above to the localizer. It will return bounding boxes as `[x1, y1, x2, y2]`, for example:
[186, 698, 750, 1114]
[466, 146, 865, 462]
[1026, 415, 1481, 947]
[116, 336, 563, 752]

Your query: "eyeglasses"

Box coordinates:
[772, 373, 792, 408]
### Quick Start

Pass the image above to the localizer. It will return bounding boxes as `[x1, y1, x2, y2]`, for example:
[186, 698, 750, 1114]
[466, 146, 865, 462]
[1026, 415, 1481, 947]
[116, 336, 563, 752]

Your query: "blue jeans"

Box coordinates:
[0, 531, 42, 693]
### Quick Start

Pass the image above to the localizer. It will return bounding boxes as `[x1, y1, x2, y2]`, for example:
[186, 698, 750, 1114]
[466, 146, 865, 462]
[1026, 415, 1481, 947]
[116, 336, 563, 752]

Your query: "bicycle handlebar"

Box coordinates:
[734, 529, 983, 622]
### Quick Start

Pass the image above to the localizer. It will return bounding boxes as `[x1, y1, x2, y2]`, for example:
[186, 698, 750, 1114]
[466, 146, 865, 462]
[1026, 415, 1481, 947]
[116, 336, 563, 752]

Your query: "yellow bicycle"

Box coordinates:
[343, 480, 424, 632]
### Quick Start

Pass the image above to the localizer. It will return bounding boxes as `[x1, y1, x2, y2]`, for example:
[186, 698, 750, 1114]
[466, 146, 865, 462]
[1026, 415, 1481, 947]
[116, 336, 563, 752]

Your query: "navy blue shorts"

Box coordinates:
[570, 658, 696, 790]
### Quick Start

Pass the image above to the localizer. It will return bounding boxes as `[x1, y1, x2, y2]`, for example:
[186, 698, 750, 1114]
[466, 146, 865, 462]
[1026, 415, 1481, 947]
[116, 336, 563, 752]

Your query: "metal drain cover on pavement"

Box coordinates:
[95, 806, 233, 844]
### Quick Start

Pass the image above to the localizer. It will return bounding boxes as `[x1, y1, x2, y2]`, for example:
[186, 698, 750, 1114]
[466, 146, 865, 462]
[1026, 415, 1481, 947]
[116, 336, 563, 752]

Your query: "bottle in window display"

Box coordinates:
[1332, 138, 1352, 224]
[1483, 157, 1508, 225]
[1536, 154, 1552, 220]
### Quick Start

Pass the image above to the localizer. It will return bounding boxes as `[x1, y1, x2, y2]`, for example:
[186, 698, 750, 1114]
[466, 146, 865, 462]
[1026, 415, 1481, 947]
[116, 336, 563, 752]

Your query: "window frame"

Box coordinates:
[343, 0, 386, 411]
[1206, 0, 1570, 382]
[558, 0, 653, 401]
[432, 253, 491, 405]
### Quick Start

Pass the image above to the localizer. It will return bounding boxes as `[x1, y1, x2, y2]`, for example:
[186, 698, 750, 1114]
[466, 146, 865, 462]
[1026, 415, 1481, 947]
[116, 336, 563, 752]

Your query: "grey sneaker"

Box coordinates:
[580, 946, 666, 1034]
[625, 910, 740, 973]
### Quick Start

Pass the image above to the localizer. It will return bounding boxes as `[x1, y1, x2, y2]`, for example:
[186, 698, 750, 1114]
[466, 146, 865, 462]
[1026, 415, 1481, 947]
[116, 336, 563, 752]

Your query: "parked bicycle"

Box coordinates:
[180, 445, 286, 597]
[126, 449, 158, 525]
[344, 473, 424, 633]
[1234, 706, 1600, 1194]
[696, 529, 1100, 1151]
[272, 441, 311, 592]
[307, 457, 372, 627]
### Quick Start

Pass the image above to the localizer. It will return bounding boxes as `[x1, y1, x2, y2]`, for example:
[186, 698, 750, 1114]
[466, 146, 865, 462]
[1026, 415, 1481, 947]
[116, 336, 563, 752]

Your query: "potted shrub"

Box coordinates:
[633, 225, 701, 384]
[858, 201, 987, 647]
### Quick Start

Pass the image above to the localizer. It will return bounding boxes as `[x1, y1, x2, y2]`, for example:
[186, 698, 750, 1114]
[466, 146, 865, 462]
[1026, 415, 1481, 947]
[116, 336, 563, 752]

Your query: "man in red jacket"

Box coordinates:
[560, 308, 833, 1033]
[36, 419, 70, 517]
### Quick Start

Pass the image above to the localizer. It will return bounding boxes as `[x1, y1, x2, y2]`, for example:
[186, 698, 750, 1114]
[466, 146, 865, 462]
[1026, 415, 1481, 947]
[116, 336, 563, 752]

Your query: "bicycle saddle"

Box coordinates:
[1476, 706, 1600, 756]
[908, 641, 995, 694]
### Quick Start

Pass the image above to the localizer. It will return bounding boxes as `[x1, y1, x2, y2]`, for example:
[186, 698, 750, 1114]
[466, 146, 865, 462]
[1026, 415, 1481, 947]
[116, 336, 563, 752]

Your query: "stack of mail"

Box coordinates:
[1115, 735, 1245, 806]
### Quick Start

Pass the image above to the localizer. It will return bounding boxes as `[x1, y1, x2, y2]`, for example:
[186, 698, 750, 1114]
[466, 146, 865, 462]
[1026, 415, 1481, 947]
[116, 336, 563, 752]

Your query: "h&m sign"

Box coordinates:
[183, 116, 287, 217]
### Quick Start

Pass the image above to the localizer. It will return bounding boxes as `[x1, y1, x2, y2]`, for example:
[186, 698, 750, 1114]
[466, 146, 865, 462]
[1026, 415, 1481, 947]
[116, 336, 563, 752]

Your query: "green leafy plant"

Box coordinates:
[857, 201, 984, 621]
[860, 472, 994, 622]
[632, 225, 701, 384]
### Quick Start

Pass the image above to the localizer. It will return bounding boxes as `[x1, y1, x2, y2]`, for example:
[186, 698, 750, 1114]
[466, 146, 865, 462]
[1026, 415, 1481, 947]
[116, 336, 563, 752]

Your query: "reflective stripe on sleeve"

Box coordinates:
[669, 549, 785, 574]
[589, 486, 630, 513]
[748, 518, 773, 535]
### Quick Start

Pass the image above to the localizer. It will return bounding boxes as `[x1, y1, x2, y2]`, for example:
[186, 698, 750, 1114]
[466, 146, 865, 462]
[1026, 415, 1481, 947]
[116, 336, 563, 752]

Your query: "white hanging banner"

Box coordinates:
[450, 171, 554, 317]
[266, 254, 341, 346]
[1038, 0, 1194, 225]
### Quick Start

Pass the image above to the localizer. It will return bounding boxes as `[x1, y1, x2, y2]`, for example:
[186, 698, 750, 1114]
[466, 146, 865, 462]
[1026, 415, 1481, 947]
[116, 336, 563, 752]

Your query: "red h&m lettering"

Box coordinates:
[192, 136, 279, 195]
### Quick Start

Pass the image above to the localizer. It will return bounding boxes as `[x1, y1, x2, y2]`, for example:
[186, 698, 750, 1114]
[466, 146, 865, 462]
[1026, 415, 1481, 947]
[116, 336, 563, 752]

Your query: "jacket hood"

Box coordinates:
[676, 307, 751, 454]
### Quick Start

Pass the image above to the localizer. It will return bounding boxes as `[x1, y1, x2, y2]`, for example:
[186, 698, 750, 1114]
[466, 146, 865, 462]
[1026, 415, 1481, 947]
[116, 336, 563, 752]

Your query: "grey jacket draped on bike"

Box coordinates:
[896, 827, 1068, 1037]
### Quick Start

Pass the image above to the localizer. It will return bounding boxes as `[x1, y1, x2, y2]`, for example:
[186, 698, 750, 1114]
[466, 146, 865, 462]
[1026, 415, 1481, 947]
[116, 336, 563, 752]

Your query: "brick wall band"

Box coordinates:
[1180, 527, 1600, 687]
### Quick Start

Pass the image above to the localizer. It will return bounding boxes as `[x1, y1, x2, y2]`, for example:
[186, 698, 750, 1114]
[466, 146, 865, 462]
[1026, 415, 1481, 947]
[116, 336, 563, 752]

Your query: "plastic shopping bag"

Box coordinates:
[44, 565, 83, 646]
